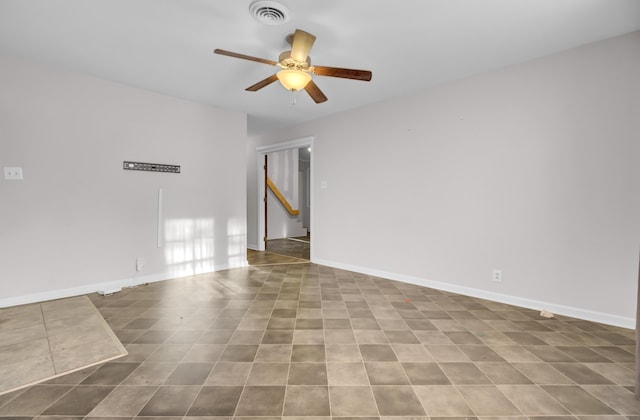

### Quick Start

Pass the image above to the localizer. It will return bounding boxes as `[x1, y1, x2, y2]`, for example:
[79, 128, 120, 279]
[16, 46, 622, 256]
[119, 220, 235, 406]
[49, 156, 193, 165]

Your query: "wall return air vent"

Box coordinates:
[123, 161, 180, 173]
[249, 1, 289, 25]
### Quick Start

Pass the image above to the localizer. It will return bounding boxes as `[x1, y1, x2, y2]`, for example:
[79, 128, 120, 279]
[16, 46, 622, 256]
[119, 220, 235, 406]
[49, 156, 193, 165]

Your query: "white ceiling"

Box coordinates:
[1, 0, 639, 136]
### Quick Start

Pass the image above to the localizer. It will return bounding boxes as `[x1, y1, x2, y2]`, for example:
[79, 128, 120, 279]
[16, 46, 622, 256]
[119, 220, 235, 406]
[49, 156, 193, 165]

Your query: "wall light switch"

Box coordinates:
[4, 167, 23, 180]
[320, 181, 328, 189]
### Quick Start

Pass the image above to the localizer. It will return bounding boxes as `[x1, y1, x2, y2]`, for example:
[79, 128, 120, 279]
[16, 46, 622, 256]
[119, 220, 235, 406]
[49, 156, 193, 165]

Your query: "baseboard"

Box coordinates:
[0, 259, 249, 309]
[313, 258, 635, 329]
[0, 279, 131, 309]
[247, 244, 260, 251]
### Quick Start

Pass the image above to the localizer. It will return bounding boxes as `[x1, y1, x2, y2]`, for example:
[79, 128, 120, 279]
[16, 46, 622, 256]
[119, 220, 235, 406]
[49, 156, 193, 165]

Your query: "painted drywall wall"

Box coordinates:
[247, 139, 260, 250]
[299, 157, 311, 229]
[266, 149, 306, 240]
[0, 53, 247, 306]
[248, 31, 640, 327]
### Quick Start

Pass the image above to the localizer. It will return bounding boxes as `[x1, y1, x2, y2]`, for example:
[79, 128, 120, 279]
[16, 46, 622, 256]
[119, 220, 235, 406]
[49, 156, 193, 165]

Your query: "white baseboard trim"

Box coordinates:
[313, 258, 635, 329]
[0, 260, 249, 309]
[247, 244, 260, 251]
[0, 279, 130, 309]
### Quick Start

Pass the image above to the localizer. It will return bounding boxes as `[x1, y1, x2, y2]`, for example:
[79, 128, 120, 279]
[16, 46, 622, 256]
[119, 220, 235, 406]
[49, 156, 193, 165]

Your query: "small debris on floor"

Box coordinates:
[540, 309, 555, 319]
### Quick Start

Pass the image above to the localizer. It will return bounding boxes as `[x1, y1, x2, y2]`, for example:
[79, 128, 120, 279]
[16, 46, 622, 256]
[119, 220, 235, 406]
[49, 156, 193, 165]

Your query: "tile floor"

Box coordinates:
[0, 296, 127, 395]
[0, 258, 638, 419]
[266, 236, 310, 260]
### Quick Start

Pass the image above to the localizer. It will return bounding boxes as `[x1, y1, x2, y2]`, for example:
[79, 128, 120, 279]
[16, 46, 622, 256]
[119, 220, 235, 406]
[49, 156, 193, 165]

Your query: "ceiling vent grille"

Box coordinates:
[249, 1, 289, 25]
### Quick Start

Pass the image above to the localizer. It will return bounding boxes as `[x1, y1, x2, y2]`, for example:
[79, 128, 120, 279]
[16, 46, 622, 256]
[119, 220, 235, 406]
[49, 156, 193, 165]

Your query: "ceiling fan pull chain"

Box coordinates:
[291, 89, 297, 106]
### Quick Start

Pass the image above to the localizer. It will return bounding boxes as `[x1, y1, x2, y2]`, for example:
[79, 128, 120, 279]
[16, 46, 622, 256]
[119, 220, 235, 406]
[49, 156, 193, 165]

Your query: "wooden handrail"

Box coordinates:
[267, 177, 300, 216]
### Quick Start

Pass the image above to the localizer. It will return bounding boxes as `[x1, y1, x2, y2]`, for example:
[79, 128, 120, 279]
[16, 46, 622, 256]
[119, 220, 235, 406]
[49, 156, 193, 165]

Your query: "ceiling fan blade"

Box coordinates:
[246, 74, 279, 91]
[312, 66, 372, 81]
[290, 29, 316, 62]
[214, 49, 277, 66]
[304, 80, 328, 104]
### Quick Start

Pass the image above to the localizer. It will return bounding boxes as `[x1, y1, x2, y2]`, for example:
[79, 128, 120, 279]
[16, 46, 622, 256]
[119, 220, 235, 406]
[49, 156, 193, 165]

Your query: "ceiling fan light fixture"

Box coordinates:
[276, 69, 311, 91]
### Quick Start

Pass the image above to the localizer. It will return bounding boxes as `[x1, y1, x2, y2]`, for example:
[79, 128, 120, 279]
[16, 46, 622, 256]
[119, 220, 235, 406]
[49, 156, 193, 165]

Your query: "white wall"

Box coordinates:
[0, 53, 247, 306]
[299, 157, 311, 229]
[247, 138, 260, 249]
[248, 31, 640, 327]
[266, 149, 306, 240]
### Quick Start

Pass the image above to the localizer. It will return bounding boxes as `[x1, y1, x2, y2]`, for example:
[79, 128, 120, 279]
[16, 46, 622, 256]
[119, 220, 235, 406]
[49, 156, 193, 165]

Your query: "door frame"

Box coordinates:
[256, 136, 314, 259]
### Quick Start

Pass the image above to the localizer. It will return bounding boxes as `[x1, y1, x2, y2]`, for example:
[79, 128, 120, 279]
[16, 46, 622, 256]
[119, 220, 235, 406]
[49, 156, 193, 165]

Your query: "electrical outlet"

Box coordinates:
[136, 257, 146, 271]
[4, 167, 23, 180]
[492, 269, 502, 283]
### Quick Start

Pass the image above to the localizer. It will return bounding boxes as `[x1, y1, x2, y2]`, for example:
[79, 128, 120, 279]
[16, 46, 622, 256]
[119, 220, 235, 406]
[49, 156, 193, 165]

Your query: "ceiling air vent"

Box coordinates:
[249, 1, 289, 25]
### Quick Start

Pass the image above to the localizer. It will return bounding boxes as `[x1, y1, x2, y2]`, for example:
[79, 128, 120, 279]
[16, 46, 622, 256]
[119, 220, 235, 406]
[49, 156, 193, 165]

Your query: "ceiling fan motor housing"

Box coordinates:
[278, 51, 311, 70]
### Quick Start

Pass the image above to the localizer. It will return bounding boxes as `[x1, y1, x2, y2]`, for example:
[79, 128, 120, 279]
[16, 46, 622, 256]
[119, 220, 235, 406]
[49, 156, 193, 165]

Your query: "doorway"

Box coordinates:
[256, 137, 314, 261]
[264, 147, 310, 259]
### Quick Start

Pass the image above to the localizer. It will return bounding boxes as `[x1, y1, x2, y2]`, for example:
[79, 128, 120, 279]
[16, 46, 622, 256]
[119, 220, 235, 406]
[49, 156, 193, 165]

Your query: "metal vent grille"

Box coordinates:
[250, 1, 289, 25]
[123, 161, 180, 173]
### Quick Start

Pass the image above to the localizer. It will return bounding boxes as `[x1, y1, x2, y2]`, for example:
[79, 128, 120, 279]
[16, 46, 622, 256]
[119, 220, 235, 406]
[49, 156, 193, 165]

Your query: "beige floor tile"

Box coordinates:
[541, 385, 618, 415]
[235, 386, 286, 416]
[205, 362, 251, 385]
[0, 384, 71, 416]
[0, 338, 55, 392]
[371, 385, 426, 416]
[0, 304, 43, 325]
[326, 344, 362, 362]
[87, 385, 157, 417]
[586, 363, 635, 385]
[512, 363, 574, 384]
[391, 343, 433, 361]
[324, 329, 356, 344]
[491, 345, 543, 362]
[52, 337, 123, 373]
[326, 362, 369, 385]
[584, 385, 640, 416]
[458, 385, 522, 416]
[413, 385, 474, 417]
[283, 385, 330, 416]
[498, 385, 570, 416]
[476, 362, 533, 384]
[247, 362, 289, 385]
[440, 362, 492, 385]
[425, 345, 471, 361]
[255, 344, 292, 362]
[121, 363, 177, 385]
[0, 323, 47, 348]
[329, 386, 379, 416]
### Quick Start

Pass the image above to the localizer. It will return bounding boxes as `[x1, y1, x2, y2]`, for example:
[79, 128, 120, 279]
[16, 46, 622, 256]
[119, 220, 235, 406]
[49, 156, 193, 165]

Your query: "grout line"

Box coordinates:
[39, 303, 57, 377]
[286, 237, 310, 244]
[249, 260, 311, 267]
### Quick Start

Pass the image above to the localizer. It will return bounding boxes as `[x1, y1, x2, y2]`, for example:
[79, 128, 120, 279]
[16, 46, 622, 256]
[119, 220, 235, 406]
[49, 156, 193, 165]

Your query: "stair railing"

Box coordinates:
[266, 177, 300, 216]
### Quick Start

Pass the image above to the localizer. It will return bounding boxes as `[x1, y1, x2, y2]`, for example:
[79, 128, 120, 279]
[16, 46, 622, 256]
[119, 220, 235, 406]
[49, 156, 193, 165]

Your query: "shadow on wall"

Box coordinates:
[163, 218, 245, 277]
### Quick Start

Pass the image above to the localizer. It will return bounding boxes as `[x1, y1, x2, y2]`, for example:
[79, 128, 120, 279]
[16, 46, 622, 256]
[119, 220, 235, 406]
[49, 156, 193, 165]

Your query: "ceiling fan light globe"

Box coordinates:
[276, 69, 311, 91]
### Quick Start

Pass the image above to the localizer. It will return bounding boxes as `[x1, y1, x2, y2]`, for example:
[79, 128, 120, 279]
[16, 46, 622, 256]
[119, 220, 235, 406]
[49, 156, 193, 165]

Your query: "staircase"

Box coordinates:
[267, 177, 307, 239]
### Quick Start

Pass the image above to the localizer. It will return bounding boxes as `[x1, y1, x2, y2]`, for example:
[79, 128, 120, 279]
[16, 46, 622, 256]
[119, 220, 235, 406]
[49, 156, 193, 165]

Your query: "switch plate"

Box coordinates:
[320, 181, 328, 189]
[136, 257, 146, 271]
[4, 167, 23, 180]
[492, 269, 502, 283]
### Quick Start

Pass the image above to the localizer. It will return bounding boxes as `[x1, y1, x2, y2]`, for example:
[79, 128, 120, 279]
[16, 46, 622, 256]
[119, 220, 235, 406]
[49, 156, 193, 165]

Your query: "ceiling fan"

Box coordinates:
[214, 29, 372, 104]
